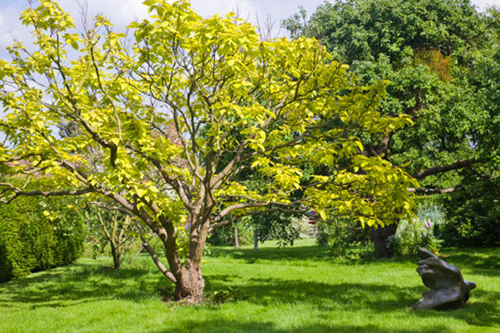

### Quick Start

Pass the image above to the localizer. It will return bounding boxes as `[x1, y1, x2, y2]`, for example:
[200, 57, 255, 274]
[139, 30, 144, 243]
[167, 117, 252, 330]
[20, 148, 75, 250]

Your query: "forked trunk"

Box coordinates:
[173, 213, 210, 304]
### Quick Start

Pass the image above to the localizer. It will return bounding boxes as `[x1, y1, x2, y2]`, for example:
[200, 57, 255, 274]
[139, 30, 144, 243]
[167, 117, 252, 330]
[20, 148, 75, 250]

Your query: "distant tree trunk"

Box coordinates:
[372, 223, 397, 258]
[234, 226, 239, 249]
[110, 243, 121, 269]
[253, 229, 259, 251]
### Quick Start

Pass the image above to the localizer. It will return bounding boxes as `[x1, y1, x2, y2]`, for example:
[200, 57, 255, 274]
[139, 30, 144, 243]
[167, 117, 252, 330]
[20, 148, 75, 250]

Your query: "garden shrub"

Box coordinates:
[387, 218, 442, 257]
[316, 218, 372, 259]
[439, 194, 500, 247]
[0, 196, 85, 282]
[253, 213, 308, 247]
[208, 213, 309, 248]
[386, 204, 444, 258]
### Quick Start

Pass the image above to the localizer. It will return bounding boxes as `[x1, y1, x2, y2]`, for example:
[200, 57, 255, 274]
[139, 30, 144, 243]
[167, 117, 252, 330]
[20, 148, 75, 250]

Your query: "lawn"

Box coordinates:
[0, 238, 498, 333]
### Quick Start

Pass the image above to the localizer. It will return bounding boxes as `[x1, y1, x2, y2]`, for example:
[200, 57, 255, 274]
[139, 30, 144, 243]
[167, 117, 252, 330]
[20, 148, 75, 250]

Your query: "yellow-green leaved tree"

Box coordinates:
[0, 0, 417, 303]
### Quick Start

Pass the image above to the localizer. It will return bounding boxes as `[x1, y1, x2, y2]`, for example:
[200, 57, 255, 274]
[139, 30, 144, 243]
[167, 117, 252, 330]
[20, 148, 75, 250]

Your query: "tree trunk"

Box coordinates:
[174, 213, 211, 304]
[372, 223, 397, 258]
[110, 243, 121, 269]
[234, 226, 239, 249]
[253, 229, 259, 251]
[174, 263, 205, 304]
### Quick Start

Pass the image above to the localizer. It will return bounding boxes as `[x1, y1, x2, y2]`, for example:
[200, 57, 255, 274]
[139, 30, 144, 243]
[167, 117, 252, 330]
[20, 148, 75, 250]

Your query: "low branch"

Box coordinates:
[412, 159, 477, 179]
[0, 187, 92, 204]
[408, 186, 462, 195]
[215, 197, 308, 222]
[134, 220, 176, 283]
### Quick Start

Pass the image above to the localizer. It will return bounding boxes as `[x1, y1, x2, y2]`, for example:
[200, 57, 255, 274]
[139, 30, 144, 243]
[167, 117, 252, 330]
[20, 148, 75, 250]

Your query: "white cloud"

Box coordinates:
[473, 0, 500, 10]
[0, 2, 31, 59]
[57, 0, 149, 28]
[191, 0, 257, 19]
[0, 0, 499, 59]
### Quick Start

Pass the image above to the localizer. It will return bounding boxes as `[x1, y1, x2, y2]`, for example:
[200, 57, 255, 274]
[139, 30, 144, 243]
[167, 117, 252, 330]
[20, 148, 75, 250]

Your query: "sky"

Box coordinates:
[0, 0, 499, 59]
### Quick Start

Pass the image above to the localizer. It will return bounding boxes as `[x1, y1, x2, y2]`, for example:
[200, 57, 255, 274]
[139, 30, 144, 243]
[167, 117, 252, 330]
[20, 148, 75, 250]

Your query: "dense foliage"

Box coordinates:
[285, 0, 500, 249]
[0, 0, 417, 301]
[316, 217, 372, 258]
[0, 195, 85, 282]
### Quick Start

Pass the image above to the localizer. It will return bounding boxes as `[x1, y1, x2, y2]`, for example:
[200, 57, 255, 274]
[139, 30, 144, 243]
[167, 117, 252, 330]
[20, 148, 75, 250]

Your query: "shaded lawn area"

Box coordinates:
[0, 239, 498, 333]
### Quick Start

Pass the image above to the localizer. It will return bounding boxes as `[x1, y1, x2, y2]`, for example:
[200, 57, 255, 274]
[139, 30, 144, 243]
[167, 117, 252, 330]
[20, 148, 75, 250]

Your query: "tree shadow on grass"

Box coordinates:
[153, 319, 454, 333]
[209, 245, 418, 268]
[1, 247, 497, 332]
[445, 249, 500, 277]
[0, 261, 166, 309]
[207, 277, 419, 311]
[210, 245, 500, 268]
[203, 276, 500, 330]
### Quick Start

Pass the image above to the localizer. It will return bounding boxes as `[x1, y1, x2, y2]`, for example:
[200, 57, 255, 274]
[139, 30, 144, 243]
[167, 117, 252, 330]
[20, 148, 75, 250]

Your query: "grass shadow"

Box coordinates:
[204, 274, 499, 328]
[153, 319, 454, 333]
[0, 259, 166, 309]
[438, 248, 500, 277]
[0, 245, 498, 332]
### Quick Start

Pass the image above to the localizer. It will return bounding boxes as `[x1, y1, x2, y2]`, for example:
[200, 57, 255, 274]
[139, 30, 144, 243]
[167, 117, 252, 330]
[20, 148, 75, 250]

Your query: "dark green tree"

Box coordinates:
[284, 0, 500, 253]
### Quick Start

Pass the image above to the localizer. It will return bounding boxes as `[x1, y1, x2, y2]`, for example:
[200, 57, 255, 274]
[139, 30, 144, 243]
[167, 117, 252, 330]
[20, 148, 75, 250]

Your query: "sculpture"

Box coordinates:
[413, 247, 476, 310]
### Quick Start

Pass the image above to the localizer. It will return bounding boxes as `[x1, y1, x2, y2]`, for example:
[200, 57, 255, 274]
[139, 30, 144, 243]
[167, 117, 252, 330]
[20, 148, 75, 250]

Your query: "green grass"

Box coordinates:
[0, 238, 499, 332]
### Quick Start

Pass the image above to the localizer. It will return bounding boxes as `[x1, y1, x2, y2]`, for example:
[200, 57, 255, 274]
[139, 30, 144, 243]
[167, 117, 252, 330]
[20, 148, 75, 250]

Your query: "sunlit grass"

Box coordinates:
[0, 239, 498, 332]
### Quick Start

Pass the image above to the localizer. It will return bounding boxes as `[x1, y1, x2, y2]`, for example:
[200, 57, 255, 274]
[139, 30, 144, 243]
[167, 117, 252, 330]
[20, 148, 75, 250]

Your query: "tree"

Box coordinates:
[437, 7, 500, 246]
[0, 0, 416, 303]
[284, 0, 499, 255]
[85, 203, 137, 269]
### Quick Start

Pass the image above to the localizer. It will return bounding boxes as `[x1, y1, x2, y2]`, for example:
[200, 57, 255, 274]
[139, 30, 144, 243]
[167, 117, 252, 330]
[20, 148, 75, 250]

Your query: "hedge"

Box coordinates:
[0, 196, 85, 283]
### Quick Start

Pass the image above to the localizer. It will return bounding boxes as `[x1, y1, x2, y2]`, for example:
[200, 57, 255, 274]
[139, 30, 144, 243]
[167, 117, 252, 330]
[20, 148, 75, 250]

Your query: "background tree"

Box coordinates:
[84, 203, 137, 269]
[438, 6, 500, 246]
[284, 0, 500, 254]
[0, 0, 416, 303]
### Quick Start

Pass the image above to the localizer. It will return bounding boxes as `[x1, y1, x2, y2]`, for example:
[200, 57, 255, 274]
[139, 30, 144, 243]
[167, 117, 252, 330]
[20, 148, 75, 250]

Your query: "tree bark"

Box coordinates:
[169, 213, 212, 304]
[412, 159, 476, 179]
[234, 226, 239, 249]
[174, 264, 205, 304]
[110, 244, 121, 269]
[372, 223, 397, 258]
[253, 229, 259, 251]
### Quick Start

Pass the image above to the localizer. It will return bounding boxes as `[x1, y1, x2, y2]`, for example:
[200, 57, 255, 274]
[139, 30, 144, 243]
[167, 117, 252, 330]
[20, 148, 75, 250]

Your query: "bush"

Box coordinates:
[316, 218, 372, 259]
[439, 195, 500, 247]
[0, 196, 85, 282]
[387, 218, 442, 257]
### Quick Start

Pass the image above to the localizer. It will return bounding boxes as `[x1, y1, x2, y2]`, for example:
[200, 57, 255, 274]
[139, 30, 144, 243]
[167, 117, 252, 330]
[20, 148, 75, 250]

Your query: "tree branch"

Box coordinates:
[134, 220, 177, 283]
[0, 186, 92, 204]
[408, 186, 462, 195]
[412, 159, 477, 179]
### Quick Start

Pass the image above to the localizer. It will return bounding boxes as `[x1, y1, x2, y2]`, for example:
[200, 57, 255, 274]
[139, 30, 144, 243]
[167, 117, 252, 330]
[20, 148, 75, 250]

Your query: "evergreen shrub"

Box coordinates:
[0, 196, 85, 282]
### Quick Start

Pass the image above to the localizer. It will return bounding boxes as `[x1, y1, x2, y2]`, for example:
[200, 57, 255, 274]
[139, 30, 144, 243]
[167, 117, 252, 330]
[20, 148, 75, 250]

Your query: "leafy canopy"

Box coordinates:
[0, 0, 416, 239]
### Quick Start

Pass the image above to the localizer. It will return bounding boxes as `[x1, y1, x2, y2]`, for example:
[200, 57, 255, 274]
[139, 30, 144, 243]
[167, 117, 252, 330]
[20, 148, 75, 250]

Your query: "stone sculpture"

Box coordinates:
[413, 247, 476, 310]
